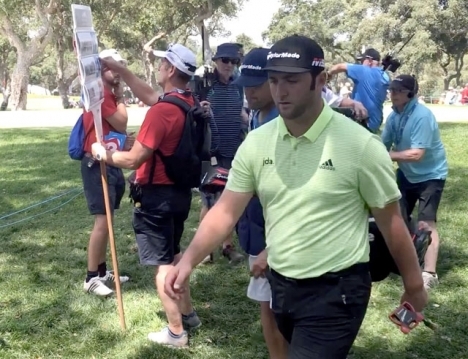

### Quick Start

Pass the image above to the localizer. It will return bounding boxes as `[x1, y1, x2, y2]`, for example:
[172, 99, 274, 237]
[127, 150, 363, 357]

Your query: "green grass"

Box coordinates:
[0, 124, 467, 358]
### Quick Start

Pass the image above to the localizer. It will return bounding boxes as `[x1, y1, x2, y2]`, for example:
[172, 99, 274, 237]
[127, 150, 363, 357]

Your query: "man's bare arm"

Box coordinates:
[389, 149, 425, 162]
[105, 98, 128, 133]
[101, 59, 160, 106]
[183, 190, 253, 268]
[328, 63, 348, 75]
[372, 201, 424, 293]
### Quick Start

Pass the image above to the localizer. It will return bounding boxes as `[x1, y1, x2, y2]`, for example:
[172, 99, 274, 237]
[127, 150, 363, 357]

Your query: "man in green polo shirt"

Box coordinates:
[165, 35, 427, 358]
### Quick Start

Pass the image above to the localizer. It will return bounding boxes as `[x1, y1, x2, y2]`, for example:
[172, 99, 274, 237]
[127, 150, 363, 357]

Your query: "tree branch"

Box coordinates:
[143, 32, 167, 53]
[0, 13, 26, 53]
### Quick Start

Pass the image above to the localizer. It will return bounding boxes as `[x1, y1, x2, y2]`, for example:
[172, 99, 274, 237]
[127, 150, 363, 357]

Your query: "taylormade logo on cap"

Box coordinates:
[240, 64, 263, 70]
[311, 58, 325, 67]
[267, 52, 301, 60]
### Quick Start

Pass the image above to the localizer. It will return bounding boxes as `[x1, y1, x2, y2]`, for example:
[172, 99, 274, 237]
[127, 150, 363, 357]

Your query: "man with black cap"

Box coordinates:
[328, 47, 390, 132]
[382, 74, 448, 291]
[165, 35, 427, 358]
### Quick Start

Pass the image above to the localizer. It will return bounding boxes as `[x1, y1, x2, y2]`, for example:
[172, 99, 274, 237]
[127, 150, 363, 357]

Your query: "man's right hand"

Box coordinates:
[101, 58, 126, 74]
[164, 261, 194, 300]
[200, 101, 211, 116]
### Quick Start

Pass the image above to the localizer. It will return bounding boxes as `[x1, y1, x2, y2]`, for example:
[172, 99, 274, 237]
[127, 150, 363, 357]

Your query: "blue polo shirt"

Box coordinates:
[381, 98, 448, 183]
[237, 107, 279, 256]
[207, 75, 244, 158]
[347, 64, 390, 131]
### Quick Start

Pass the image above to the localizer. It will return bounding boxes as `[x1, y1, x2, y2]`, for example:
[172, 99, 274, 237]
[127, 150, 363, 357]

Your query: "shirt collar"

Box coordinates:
[277, 100, 333, 142]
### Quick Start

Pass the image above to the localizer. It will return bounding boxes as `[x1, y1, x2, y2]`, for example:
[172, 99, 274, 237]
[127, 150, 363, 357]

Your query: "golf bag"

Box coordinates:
[199, 164, 432, 281]
[369, 218, 432, 282]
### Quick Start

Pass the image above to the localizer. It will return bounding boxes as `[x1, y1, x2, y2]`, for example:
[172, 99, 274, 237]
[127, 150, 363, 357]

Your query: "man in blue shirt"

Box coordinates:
[328, 48, 390, 132]
[382, 74, 448, 290]
[234, 47, 288, 359]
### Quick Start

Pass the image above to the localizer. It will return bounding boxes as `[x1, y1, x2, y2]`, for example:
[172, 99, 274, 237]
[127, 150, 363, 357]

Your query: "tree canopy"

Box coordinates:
[263, 0, 468, 94]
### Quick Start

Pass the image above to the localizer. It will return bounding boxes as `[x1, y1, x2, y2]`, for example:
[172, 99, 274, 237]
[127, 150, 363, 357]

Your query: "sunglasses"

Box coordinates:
[221, 58, 239, 65]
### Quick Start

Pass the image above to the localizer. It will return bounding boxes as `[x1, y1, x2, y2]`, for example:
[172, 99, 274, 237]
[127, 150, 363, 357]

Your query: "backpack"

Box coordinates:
[68, 114, 89, 160]
[149, 95, 211, 188]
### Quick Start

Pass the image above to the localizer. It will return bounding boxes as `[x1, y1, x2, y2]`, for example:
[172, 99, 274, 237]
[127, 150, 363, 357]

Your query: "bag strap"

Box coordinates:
[158, 95, 192, 113]
[147, 95, 194, 185]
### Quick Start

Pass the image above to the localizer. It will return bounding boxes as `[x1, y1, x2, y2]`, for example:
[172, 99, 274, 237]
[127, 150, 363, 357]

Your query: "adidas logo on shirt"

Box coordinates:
[319, 159, 335, 171]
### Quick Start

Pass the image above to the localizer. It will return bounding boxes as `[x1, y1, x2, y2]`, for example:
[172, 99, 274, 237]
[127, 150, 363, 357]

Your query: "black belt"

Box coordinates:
[270, 262, 369, 285]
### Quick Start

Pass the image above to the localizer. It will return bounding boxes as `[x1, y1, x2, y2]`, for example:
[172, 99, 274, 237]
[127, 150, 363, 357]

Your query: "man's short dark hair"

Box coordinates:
[162, 58, 192, 84]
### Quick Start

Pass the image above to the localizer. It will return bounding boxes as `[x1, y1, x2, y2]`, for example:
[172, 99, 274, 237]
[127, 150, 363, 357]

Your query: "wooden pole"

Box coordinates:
[99, 160, 126, 330]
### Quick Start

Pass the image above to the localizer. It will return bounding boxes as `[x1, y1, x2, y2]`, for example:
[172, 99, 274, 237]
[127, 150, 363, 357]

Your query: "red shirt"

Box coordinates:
[136, 92, 195, 185]
[462, 88, 468, 104]
[83, 87, 118, 153]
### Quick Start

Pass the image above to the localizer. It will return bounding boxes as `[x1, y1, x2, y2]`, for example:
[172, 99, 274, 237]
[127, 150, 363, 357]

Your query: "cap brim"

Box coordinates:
[153, 50, 167, 58]
[233, 75, 267, 87]
[389, 84, 408, 91]
[264, 66, 311, 73]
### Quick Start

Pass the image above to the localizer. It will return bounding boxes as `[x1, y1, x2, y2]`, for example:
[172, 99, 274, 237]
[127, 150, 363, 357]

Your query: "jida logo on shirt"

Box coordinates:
[263, 157, 274, 166]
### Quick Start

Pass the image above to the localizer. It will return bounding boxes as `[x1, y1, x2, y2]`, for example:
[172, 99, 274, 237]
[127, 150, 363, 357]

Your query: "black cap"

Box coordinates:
[389, 74, 419, 94]
[264, 35, 325, 73]
[357, 48, 381, 62]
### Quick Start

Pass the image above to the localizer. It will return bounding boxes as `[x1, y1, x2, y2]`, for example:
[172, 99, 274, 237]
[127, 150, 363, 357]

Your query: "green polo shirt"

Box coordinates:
[226, 103, 401, 279]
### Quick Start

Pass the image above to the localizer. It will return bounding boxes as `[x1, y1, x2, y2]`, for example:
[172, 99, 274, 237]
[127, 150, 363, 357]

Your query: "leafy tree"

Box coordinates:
[235, 33, 258, 53]
[0, 0, 58, 110]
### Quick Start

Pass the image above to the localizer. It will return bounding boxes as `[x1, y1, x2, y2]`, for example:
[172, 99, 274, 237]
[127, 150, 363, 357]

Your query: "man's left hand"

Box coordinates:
[251, 250, 268, 278]
[352, 101, 368, 119]
[91, 142, 106, 160]
[124, 132, 136, 151]
[400, 286, 428, 313]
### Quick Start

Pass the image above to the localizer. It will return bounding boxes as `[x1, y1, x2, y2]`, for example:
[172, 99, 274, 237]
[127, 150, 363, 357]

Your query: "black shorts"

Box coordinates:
[132, 185, 192, 266]
[81, 157, 125, 215]
[396, 169, 445, 222]
[266, 263, 371, 359]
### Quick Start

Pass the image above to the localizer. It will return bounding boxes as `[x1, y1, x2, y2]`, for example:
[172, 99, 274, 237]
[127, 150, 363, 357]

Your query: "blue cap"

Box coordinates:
[233, 48, 270, 87]
[212, 43, 241, 60]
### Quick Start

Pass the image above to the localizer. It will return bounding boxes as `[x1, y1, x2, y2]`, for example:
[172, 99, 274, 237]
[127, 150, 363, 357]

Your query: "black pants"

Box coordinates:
[266, 263, 371, 359]
[396, 169, 445, 222]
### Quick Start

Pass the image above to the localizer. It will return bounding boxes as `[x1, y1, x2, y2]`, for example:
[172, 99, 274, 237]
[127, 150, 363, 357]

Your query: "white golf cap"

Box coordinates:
[153, 44, 197, 76]
[99, 49, 126, 63]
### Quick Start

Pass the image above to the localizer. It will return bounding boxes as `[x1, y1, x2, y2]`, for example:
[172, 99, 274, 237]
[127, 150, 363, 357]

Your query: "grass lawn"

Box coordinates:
[0, 124, 467, 359]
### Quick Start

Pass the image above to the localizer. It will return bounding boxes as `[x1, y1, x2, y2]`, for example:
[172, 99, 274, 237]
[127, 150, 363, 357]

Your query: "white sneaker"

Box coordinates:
[147, 327, 188, 347]
[83, 277, 114, 297]
[99, 270, 130, 285]
[423, 271, 439, 290]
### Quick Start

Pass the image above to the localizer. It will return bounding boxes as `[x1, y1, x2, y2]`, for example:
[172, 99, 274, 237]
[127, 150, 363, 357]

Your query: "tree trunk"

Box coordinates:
[1, 80, 10, 111]
[454, 53, 465, 87]
[197, 21, 213, 65]
[56, 39, 71, 109]
[143, 52, 157, 89]
[9, 54, 29, 111]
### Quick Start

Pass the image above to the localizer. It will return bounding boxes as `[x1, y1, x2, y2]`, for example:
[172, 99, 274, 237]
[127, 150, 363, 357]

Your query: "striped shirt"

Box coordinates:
[207, 76, 244, 158]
